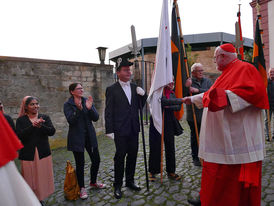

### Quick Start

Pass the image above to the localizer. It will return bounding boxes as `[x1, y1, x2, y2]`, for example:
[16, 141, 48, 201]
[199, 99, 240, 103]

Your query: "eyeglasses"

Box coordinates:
[75, 87, 83, 90]
[195, 70, 204, 73]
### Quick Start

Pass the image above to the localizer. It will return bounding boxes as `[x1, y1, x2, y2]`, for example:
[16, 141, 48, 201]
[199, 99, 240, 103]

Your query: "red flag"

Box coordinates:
[252, 18, 267, 87]
[0, 112, 23, 167]
[237, 8, 244, 60]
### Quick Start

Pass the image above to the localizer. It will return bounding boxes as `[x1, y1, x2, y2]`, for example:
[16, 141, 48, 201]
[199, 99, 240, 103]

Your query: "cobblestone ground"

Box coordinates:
[44, 122, 274, 206]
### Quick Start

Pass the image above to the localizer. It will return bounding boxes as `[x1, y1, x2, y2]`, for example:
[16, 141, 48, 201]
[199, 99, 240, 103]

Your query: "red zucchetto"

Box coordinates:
[220, 43, 236, 53]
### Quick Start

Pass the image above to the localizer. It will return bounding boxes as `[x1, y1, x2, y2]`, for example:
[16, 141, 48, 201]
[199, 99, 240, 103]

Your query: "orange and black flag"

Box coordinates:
[252, 18, 267, 87]
[171, 2, 189, 120]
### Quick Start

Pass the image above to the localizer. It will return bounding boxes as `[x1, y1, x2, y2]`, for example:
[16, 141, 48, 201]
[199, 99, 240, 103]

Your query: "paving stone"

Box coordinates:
[42, 122, 274, 205]
[153, 195, 167, 205]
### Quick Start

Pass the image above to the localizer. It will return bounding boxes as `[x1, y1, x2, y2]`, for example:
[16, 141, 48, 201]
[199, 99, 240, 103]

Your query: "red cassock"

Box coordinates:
[201, 161, 262, 206]
[0, 112, 23, 167]
[203, 59, 269, 111]
[200, 59, 268, 206]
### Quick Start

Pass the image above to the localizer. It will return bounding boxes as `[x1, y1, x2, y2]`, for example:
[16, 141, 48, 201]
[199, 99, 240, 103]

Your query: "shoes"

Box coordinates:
[187, 198, 201, 206]
[193, 159, 202, 167]
[90, 182, 106, 189]
[80, 187, 88, 199]
[167, 173, 182, 181]
[149, 173, 156, 182]
[114, 187, 122, 199]
[125, 182, 141, 191]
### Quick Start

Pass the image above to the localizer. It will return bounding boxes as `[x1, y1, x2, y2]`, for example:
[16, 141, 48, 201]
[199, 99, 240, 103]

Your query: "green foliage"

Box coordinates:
[185, 43, 199, 68]
[244, 48, 253, 63]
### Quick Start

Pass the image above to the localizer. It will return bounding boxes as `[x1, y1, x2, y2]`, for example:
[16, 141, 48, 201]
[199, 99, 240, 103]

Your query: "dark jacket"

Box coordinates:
[161, 93, 183, 136]
[64, 97, 99, 152]
[267, 79, 274, 110]
[4, 113, 16, 132]
[16, 114, 55, 161]
[186, 77, 212, 122]
[105, 82, 147, 137]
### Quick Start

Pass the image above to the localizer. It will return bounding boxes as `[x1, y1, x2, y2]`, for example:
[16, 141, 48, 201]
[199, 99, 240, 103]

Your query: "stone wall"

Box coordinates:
[0, 56, 114, 147]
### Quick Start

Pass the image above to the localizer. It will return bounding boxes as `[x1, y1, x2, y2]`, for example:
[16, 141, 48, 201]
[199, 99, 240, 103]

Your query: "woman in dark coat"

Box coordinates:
[148, 82, 183, 181]
[63, 83, 105, 200]
[16, 96, 55, 206]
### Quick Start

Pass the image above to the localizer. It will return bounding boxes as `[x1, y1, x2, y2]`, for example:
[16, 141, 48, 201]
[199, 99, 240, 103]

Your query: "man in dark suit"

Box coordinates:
[105, 57, 147, 199]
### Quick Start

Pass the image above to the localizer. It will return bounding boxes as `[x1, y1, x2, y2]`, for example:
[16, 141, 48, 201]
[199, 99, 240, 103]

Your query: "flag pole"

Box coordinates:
[173, 0, 201, 163]
[237, 3, 244, 60]
[138, 96, 150, 191]
[160, 109, 165, 183]
[255, 1, 271, 141]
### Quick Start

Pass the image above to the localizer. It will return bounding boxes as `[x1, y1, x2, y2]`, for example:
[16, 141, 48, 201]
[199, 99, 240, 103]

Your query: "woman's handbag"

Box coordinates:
[64, 160, 80, 200]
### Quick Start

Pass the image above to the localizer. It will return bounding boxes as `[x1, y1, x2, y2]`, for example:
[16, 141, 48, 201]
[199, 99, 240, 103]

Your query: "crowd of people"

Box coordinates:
[0, 43, 272, 206]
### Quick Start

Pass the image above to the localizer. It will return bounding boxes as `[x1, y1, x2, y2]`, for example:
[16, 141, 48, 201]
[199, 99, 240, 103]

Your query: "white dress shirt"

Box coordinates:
[119, 80, 131, 104]
[191, 90, 265, 164]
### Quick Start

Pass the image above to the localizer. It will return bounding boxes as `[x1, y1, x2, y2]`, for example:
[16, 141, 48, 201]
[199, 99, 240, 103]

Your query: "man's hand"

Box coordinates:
[136, 87, 145, 96]
[185, 78, 192, 87]
[182, 97, 192, 105]
[106, 133, 114, 140]
[190, 87, 199, 94]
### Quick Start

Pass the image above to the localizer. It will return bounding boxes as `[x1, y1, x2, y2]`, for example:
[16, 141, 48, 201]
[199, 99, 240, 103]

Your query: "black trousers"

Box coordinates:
[73, 136, 100, 188]
[113, 132, 139, 188]
[148, 117, 175, 174]
[265, 109, 274, 138]
[187, 121, 201, 161]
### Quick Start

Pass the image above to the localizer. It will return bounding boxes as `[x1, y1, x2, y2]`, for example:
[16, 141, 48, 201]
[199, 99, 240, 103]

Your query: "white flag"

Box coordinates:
[147, 0, 173, 134]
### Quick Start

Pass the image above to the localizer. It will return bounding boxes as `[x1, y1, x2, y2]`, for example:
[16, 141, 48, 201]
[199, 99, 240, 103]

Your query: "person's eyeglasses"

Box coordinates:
[75, 87, 83, 90]
[195, 70, 204, 73]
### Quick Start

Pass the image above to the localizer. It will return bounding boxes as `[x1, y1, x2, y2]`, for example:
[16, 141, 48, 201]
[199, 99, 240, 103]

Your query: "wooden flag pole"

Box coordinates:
[160, 110, 165, 183]
[174, 0, 201, 163]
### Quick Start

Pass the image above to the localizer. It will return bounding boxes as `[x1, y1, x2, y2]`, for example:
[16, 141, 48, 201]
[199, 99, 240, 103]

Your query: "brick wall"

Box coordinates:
[0, 56, 114, 147]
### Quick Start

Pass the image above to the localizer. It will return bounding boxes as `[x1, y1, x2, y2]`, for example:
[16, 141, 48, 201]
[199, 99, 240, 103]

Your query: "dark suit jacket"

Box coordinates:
[105, 82, 147, 137]
[16, 114, 55, 161]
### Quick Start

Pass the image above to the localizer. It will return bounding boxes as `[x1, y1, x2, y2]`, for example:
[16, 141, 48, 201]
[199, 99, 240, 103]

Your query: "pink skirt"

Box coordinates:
[21, 148, 55, 201]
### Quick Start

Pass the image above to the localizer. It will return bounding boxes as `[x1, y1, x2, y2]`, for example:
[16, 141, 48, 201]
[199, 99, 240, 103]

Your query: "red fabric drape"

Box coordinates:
[200, 161, 262, 206]
[203, 59, 269, 111]
[0, 112, 23, 167]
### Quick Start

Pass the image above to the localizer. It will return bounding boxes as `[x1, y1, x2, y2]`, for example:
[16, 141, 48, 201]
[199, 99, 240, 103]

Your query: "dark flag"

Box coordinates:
[237, 7, 244, 60]
[171, 2, 189, 120]
[252, 18, 267, 87]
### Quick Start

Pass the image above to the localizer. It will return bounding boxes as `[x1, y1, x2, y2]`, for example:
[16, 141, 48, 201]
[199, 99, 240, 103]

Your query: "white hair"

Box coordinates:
[191, 63, 203, 72]
[214, 46, 237, 71]
[215, 46, 237, 59]
[269, 67, 274, 74]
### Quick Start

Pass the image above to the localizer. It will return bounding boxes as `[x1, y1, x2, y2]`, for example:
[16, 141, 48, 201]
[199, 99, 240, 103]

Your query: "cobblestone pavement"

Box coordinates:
[44, 122, 274, 206]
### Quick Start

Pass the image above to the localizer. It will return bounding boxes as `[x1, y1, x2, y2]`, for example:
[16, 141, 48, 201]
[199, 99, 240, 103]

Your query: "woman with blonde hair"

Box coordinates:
[16, 96, 55, 206]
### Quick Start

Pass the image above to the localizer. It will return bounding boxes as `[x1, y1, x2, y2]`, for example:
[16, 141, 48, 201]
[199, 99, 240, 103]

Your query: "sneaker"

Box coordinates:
[90, 182, 106, 189]
[80, 187, 88, 199]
